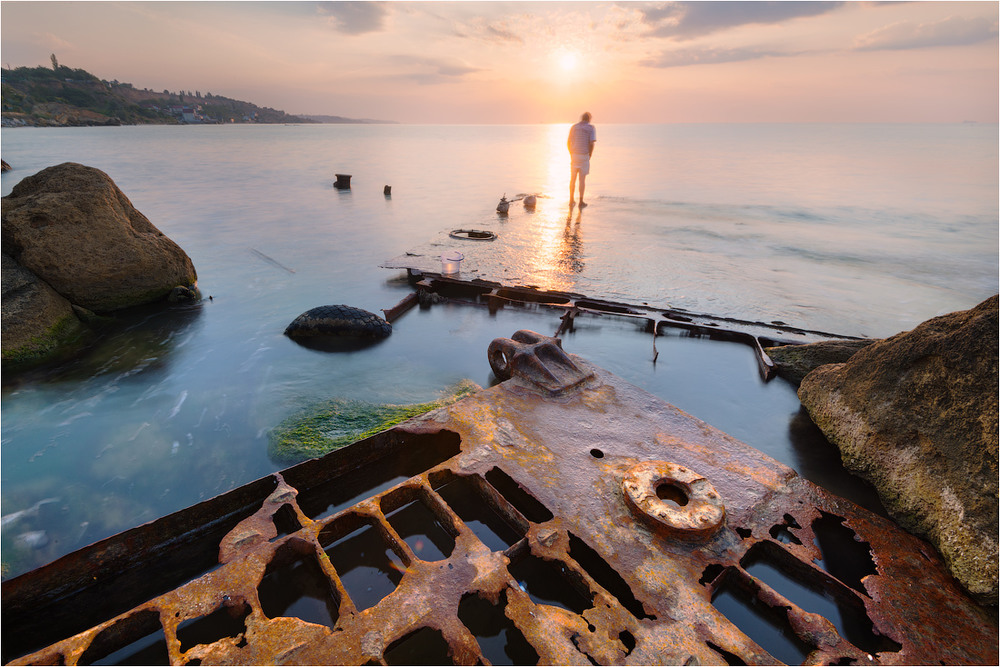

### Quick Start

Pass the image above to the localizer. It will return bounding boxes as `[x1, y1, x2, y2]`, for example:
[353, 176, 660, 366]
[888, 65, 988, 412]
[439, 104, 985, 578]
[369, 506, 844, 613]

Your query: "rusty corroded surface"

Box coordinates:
[488, 330, 594, 394]
[4, 330, 996, 666]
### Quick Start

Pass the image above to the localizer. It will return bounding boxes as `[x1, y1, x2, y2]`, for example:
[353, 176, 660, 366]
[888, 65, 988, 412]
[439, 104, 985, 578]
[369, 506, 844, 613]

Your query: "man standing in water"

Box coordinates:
[568, 112, 596, 208]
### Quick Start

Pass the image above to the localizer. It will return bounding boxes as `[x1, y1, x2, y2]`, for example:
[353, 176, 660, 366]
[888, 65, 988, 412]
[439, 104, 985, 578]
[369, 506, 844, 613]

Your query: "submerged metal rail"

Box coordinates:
[388, 270, 867, 381]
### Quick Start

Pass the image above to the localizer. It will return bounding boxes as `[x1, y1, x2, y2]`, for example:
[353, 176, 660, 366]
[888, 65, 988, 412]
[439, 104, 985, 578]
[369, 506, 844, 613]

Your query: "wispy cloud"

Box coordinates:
[452, 17, 525, 44]
[855, 16, 999, 51]
[386, 55, 483, 85]
[317, 1, 390, 35]
[637, 1, 844, 40]
[640, 46, 791, 68]
[34, 31, 75, 52]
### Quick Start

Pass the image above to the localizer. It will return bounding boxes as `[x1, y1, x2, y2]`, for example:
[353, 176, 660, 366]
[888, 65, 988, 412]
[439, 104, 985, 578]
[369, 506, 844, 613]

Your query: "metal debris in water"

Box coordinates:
[3, 331, 995, 666]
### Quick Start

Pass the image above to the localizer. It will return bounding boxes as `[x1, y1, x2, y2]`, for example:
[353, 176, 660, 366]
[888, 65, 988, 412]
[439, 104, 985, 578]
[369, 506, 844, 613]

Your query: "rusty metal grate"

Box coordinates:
[3, 331, 995, 665]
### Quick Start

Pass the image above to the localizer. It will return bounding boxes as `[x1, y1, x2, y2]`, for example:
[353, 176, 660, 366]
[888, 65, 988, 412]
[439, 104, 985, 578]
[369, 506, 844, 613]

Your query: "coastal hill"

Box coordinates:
[1, 63, 392, 127]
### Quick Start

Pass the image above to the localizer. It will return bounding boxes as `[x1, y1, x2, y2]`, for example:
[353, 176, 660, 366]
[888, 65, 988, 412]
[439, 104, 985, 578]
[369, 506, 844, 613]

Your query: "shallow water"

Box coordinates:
[1, 123, 996, 578]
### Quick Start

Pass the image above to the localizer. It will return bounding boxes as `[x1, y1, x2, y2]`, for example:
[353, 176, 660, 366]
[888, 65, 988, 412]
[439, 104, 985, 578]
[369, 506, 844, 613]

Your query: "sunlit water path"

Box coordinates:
[1, 123, 996, 577]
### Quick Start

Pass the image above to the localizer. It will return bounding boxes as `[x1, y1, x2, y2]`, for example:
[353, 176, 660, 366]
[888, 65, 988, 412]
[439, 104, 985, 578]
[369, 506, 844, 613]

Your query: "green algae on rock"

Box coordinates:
[269, 380, 480, 464]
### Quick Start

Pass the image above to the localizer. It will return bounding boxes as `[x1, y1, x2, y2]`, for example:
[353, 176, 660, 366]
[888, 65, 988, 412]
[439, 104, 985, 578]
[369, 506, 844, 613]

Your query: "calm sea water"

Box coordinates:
[1, 123, 996, 578]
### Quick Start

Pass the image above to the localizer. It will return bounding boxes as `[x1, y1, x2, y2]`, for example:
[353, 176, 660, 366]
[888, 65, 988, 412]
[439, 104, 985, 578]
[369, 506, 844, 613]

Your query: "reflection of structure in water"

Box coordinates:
[3, 329, 994, 666]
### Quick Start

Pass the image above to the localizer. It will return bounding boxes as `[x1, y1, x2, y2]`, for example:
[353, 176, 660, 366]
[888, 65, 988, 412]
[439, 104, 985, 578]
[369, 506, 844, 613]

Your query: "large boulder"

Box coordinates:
[2, 162, 197, 313]
[798, 295, 998, 605]
[765, 338, 878, 385]
[1, 252, 90, 366]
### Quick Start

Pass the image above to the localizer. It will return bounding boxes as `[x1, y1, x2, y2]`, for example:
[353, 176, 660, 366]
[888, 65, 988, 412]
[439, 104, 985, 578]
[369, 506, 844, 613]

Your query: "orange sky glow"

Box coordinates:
[2, 1, 997, 123]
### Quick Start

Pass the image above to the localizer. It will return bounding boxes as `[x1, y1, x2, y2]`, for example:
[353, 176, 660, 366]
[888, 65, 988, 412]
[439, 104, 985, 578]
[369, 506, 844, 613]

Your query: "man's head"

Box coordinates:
[581, 112, 592, 123]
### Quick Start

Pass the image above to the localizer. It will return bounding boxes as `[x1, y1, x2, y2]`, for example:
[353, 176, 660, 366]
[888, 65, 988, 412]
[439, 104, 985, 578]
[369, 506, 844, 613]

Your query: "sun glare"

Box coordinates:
[559, 52, 578, 72]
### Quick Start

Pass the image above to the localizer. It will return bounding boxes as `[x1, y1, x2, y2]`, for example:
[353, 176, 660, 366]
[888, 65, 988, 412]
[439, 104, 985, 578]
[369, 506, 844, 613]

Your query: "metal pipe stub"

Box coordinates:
[623, 461, 726, 540]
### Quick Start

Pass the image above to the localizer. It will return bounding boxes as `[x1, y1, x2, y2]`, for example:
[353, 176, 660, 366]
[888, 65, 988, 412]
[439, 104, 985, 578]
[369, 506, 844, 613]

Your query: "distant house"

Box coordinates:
[168, 105, 201, 123]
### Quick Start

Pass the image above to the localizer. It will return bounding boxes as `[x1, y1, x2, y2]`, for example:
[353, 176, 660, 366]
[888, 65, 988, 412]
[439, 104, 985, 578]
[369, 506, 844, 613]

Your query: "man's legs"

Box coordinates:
[578, 173, 587, 207]
[569, 167, 579, 204]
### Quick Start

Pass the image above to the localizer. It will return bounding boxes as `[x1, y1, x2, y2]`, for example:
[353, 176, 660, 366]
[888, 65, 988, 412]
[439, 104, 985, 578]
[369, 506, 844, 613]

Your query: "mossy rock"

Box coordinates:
[269, 380, 479, 464]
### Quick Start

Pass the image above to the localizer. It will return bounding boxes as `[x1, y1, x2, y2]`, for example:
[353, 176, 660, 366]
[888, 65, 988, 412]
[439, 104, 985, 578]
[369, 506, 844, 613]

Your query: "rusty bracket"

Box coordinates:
[487, 330, 595, 395]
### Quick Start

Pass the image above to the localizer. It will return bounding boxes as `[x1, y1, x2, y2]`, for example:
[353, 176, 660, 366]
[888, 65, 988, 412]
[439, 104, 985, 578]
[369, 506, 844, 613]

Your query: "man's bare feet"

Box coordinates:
[579, 201, 588, 208]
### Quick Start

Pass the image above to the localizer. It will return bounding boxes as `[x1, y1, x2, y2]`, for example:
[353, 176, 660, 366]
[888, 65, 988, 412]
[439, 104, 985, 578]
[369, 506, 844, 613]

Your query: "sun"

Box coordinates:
[558, 52, 579, 72]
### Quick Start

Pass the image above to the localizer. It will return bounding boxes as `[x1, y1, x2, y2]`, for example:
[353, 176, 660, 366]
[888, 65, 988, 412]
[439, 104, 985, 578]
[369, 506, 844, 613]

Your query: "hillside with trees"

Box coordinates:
[1, 58, 384, 127]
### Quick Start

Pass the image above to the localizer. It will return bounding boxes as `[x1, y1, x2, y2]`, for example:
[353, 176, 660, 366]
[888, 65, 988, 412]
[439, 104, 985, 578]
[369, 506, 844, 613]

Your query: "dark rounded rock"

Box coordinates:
[284, 304, 391, 341]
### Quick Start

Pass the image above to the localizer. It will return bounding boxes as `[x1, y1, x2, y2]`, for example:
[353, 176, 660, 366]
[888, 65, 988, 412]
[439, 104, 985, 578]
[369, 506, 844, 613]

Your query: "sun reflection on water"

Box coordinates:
[519, 124, 585, 293]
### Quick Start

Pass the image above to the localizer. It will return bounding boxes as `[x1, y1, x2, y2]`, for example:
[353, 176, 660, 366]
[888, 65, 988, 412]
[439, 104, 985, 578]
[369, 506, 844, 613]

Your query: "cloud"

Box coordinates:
[640, 46, 789, 68]
[317, 1, 390, 35]
[34, 31, 75, 52]
[386, 55, 483, 85]
[637, 1, 844, 40]
[451, 17, 525, 44]
[854, 16, 999, 51]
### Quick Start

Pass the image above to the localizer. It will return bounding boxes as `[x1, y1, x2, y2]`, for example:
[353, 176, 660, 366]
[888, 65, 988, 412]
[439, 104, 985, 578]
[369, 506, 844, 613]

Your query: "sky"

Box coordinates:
[1, 1, 997, 124]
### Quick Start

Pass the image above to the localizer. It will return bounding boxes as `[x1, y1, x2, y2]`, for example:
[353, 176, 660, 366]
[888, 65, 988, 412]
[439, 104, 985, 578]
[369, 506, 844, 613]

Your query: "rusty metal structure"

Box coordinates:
[3, 325, 996, 666]
[381, 271, 869, 382]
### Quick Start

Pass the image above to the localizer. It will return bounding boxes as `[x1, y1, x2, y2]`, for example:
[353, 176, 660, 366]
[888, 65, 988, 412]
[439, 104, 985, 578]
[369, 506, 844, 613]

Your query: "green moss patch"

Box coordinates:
[2, 312, 91, 368]
[268, 380, 479, 464]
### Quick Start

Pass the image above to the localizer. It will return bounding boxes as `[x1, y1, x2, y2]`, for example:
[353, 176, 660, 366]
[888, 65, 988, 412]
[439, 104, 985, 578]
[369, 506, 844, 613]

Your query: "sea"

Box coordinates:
[1, 123, 997, 579]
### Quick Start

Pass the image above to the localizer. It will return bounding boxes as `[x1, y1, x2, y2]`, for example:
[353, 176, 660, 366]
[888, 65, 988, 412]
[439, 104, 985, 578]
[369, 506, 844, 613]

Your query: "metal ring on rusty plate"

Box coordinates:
[622, 461, 725, 540]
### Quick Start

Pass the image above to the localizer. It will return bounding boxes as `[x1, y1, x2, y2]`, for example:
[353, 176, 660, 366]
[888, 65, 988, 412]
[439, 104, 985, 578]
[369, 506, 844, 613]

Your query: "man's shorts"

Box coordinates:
[571, 154, 591, 176]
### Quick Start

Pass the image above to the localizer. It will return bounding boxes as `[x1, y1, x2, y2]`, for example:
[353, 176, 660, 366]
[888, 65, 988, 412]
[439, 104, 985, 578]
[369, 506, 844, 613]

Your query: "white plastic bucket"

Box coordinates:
[440, 251, 464, 275]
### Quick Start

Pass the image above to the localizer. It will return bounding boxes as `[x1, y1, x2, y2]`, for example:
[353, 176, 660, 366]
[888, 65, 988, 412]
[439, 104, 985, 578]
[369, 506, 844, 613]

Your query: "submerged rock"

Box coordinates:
[765, 339, 878, 385]
[2, 162, 198, 313]
[798, 295, 999, 605]
[269, 380, 479, 463]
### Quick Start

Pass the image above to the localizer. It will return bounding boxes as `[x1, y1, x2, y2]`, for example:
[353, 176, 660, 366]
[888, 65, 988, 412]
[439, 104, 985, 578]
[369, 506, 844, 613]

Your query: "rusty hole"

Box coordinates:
[699, 563, 726, 588]
[769, 528, 801, 546]
[294, 430, 461, 522]
[568, 532, 655, 620]
[655, 481, 689, 507]
[618, 630, 636, 656]
[269, 503, 302, 542]
[741, 542, 901, 655]
[832, 658, 858, 665]
[78, 609, 169, 666]
[811, 511, 877, 596]
[735, 527, 752, 539]
[485, 467, 554, 523]
[508, 554, 594, 615]
[705, 641, 746, 665]
[185, 660, 201, 666]
[176, 601, 251, 653]
[433, 472, 525, 552]
[711, 569, 815, 666]
[457, 590, 539, 665]
[382, 487, 456, 562]
[769, 514, 803, 545]
[383, 626, 454, 666]
[258, 541, 340, 627]
[589, 448, 604, 458]
[322, 516, 406, 611]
